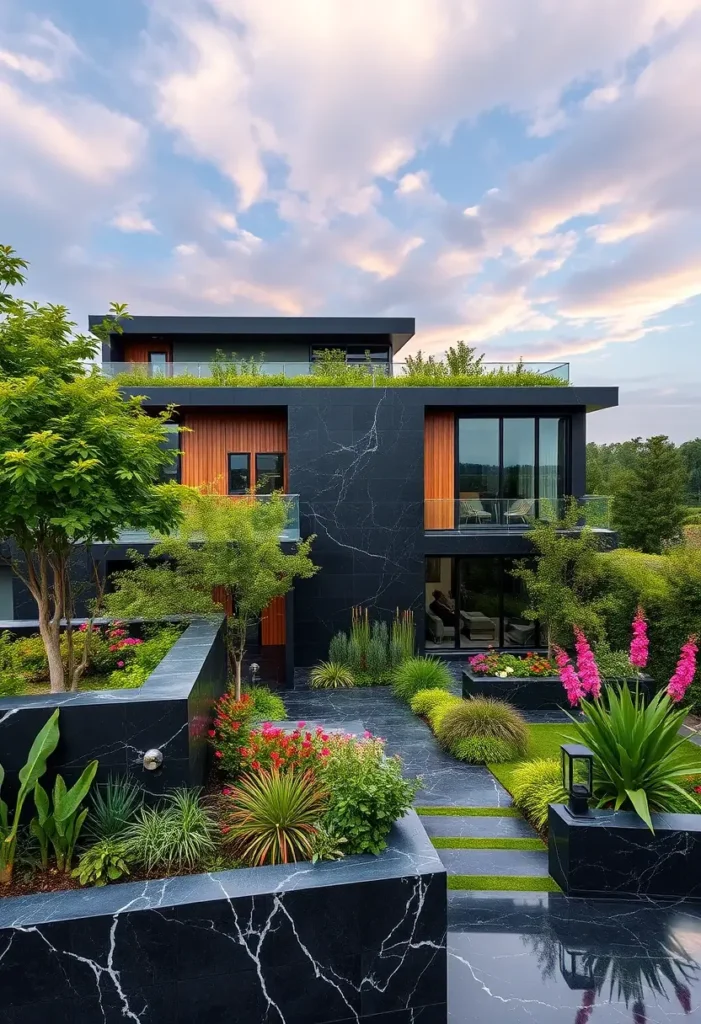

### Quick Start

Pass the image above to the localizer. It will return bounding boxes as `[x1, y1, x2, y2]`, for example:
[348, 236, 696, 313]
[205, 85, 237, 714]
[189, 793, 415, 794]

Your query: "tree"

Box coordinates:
[510, 499, 605, 656]
[611, 436, 687, 554]
[0, 246, 182, 692]
[680, 439, 701, 504]
[404, 340, 485, 378]
[104, 488, 318, 699]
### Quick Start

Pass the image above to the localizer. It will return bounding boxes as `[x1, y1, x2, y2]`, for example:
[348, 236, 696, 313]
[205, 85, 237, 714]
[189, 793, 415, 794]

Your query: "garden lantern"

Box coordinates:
[558, 946, 595, 990]
[250, 662, 260, 684]
[561, 743, 594, 816]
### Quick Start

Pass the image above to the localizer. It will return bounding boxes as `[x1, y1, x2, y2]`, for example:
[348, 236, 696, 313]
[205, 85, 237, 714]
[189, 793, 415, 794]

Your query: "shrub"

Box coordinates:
[329, 632, 349, 665]
[310, 661, 355, 689]
[591, 640, 634, 680]
[123, 789, 218, 873]
[451, 736, 517, 764]
[243, 685, 287, 722]
[572, 685, 701, 829]
[427, 695, 462, 730]
[73, 839, 132, 887]
[310, 823, 347, 863]
[435, 698, 529, 756]
[85, 776, 144, 842]
[511, 759, 567, 830]
[409, 688, 457, 716]
[237, 723, 330, 774]
[366, 635, 388, 679]
[319, 737, 420, 854]
[108, 624, 182, 688]
[391, 657, 452, 702]
[223, 768, 328, 866]
[210, 692, 258, 774]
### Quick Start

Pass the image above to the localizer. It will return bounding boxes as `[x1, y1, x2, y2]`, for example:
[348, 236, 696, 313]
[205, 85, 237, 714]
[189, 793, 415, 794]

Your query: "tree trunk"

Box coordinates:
[38, 613, 65, 693]
[25, 546, 67, 693]
[234, 657, 242, 702]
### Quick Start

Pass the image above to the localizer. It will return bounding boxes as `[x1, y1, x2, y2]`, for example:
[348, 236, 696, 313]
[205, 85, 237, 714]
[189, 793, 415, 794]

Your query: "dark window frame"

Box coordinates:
[255, 452, 286, 494]
[159, 423, 181, 484]
[228, 452, 251, 495]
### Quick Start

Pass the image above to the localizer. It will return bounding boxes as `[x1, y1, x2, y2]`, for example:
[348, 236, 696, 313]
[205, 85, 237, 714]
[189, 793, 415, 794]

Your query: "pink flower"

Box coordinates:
[117, 660, 124, 668]
[574, 628, 601, 700]
[630, 607, 649, 669]
[554, 645, 585, 706]
[297, 721, 306, 728]
[222, 787, 231, 796]
[667, 636, 698, 703]
[363, 730, 372, 738]
[575, 990, 595, 1024]
[320, 747, 330, 756]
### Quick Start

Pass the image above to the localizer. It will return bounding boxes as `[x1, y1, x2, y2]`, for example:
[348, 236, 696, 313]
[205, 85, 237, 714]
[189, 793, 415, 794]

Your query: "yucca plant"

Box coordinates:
[391, 656, 452, 701]
[570, 685, 701, 831]
[85, 775, 144, 842]
[223, 768, 328, 865]
[310, 661, 355, 689]
[511, 759, 568, 830]
[436, 698, 529, 755]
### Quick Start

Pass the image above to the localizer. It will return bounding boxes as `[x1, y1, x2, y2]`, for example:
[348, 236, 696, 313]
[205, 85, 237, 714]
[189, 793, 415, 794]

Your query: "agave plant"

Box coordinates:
[570, 685, 701, 831]
[223, 768, 328, 865]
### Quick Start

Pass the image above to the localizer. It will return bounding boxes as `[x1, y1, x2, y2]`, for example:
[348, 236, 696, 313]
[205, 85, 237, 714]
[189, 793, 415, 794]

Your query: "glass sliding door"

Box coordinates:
[503, 418, 535, 524]
[502, 557, 537, 648]
[538, 417, 568, 511]
[458, 418, 499, 526]
[424, 557, 457, 649]
[458, 558, 501, 648]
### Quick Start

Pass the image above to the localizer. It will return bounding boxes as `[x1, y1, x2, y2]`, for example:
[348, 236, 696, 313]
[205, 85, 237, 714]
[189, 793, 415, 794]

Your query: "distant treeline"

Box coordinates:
[587, 437, 701, 505]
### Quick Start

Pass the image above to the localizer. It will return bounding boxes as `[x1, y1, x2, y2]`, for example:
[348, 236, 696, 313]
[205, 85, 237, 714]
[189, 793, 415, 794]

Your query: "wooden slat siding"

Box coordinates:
[181, 411, 288, 493]
[123, 341, 172, 363]
[261, 594, 286, 645]
[424, 410, 455, 529]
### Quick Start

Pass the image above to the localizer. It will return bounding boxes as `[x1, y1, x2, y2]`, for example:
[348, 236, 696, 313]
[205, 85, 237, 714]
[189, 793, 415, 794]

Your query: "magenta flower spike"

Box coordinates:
[574, 628, 602, 700]
[554, 645, 585, 706]
[630, 607, 649, 669]
[667, 636, 699, 703]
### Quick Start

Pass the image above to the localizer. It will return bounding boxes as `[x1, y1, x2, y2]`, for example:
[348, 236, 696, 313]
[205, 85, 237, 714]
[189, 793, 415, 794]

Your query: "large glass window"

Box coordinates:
[228, 453, 251, 494]
[255, 453, 285, 494]
[538, 417, 568, 500]
[158, 424, 180, 484]
[424, 556, 541, 650]
[502, 419, 535, 499]
[148, 351, 169, 376]
[458, 419, 499, 498]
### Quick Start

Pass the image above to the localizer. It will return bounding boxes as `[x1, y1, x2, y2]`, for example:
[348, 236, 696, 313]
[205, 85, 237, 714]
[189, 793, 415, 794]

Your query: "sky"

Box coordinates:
[1, 1, 701, 443]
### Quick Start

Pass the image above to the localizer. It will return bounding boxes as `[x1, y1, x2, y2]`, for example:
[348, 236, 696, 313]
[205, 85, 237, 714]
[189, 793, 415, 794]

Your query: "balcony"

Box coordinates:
[424, 496, 611, 532]
[100, 360, 570, 386]
[106, 494, 301, 545]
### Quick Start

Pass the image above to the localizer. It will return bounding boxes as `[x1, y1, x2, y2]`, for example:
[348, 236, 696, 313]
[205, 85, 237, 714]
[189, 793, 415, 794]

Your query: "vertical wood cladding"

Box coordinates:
[261, 594, 286, 645]
[180, 410, 288, 492]
[123, 341, 172, 363]
[424, 410, 454, 529]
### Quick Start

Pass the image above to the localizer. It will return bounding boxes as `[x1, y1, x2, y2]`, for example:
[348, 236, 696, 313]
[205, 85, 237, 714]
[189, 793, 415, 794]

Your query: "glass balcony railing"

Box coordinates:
[107, 494, 301, 545]
[101, 360, 570, 383]
[424, 496, 611, 532]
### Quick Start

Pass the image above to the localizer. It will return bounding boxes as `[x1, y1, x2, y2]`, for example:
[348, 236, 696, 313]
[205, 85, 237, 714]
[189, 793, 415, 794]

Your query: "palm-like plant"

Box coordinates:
[570, 685, 701, 830]
[309, 661, 355, 689]
[223, 768, 328, 865]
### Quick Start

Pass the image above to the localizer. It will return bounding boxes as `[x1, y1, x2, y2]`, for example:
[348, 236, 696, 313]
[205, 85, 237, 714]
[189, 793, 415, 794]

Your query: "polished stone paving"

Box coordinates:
[285, 684, 701, 1021]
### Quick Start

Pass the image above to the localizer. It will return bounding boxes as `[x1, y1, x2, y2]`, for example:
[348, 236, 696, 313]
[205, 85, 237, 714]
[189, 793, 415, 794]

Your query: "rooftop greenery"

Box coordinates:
[113, 344, 570, 388]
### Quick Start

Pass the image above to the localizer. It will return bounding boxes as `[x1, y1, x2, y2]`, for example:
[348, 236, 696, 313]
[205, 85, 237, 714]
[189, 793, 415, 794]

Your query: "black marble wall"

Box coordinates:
[549, 804, 701, 899]
[0, 810, 447, 1024]
[0, 617, 227, 798]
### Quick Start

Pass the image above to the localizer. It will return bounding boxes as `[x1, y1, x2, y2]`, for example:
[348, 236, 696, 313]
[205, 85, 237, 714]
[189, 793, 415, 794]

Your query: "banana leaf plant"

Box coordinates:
[0, 709, 60, 883]
[32, 760, 99, 873]
[568, 685, 701, 832]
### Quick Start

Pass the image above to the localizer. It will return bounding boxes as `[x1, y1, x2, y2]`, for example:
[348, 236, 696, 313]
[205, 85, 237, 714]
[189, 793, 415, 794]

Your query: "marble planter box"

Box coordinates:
[0, 616, 227, 798]
[548, 803, 701, 899]
[0, 810, 447, 1024]
[462, 669, 654, 711]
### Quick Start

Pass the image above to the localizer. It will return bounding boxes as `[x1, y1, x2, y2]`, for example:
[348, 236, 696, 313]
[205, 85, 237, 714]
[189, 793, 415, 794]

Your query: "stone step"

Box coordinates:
[420, 814, 537, 839]
[436, 847, 550, 877]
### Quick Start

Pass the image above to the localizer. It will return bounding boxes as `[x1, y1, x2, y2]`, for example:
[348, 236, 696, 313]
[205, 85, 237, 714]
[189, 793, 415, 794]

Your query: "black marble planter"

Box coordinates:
[462, 670, 655, 711]
[0, 617, 227, 797]
[0, 809, 447, 1024]
[548, 803, 701, 899]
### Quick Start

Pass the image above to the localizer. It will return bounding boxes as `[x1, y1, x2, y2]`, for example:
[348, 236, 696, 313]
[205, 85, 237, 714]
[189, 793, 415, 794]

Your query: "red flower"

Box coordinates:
[251, 760, 260, 770]
[215, 751, 223, 759]
[222, 787, 231, 796]
[208, 729, 216, 738]
[321, 747, 330, 756]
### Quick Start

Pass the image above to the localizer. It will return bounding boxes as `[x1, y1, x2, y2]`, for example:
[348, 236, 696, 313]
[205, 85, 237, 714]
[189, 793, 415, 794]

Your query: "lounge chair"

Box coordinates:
[459, 499, 492, 526]
[505, 498, 535, 523]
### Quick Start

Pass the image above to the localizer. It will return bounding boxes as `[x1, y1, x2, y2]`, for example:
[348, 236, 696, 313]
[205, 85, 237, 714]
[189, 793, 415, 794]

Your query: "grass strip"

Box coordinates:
[432, 837, 545, 851]
[415, 806, 519, 817]
[447, 875, 561, 892]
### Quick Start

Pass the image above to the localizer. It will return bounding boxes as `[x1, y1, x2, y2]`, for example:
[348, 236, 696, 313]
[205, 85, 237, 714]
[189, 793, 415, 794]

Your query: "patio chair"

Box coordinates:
[505, 498, 535, 523]
[459, 499, 492, 526]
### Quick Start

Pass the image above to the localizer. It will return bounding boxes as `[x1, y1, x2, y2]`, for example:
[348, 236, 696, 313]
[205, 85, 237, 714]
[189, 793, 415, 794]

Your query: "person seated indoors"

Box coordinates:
[429, 590, 458, 626]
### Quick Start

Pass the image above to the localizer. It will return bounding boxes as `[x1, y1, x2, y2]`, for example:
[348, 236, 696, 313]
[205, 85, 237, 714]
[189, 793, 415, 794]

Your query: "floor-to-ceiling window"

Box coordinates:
[457, 415, 569, 526]
[424, 556, 541, 650]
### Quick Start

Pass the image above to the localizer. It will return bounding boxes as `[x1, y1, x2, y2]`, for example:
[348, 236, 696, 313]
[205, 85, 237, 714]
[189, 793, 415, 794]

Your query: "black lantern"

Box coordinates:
[561, 743, 594, 815]
[558, 946, 595, 990]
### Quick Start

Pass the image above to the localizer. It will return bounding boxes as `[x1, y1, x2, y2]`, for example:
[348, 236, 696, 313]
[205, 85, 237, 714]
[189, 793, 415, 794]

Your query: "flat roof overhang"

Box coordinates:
[89, 315, 416, 355]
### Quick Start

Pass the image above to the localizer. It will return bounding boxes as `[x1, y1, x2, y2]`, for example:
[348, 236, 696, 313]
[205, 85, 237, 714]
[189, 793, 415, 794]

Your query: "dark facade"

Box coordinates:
[3, 316, 619, 681]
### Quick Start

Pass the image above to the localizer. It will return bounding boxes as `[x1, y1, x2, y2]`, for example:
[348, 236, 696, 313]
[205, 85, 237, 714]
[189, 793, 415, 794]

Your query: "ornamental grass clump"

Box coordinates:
[310, 661, 355, 689]
[435, 698, 529, 761]
[123, 789, 218, 874]
[409, 688, 457, 717]
[427, 695, 462, 730]
[511, 760, 568, 831]
[391, 656, 452, 702]
[451, 736, 518, 764]
[222, 768, 328, 866]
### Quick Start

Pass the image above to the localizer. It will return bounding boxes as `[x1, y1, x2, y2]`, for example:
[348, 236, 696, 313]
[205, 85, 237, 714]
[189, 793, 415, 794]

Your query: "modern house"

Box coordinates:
[2, 315, 618, 686]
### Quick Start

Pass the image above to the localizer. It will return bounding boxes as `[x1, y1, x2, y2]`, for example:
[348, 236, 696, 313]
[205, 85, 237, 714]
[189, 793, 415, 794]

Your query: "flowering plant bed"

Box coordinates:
[468, 651, 555, 678]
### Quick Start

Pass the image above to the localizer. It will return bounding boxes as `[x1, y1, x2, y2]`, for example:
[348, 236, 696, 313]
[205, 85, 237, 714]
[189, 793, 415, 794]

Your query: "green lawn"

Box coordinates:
[488, 722, 701, 796]
[432, 837, 545, 851]
[447, 875, 561, 892]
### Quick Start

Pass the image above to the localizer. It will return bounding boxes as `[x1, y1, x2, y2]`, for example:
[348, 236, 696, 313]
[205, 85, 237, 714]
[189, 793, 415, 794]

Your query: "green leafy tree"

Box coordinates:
[105, 488, 318, 698]
[510, 499, 604, 656]
[0, 246, 182, 692]
[611, 436, 687, 553]
[444, 340, 484, 376]
[680, 438, 701, 504]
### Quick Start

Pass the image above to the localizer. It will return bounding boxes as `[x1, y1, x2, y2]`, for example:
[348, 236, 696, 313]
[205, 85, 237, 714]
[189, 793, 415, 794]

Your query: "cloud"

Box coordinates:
[111, 201, 158, 233]
[0, 17, 80, 82]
